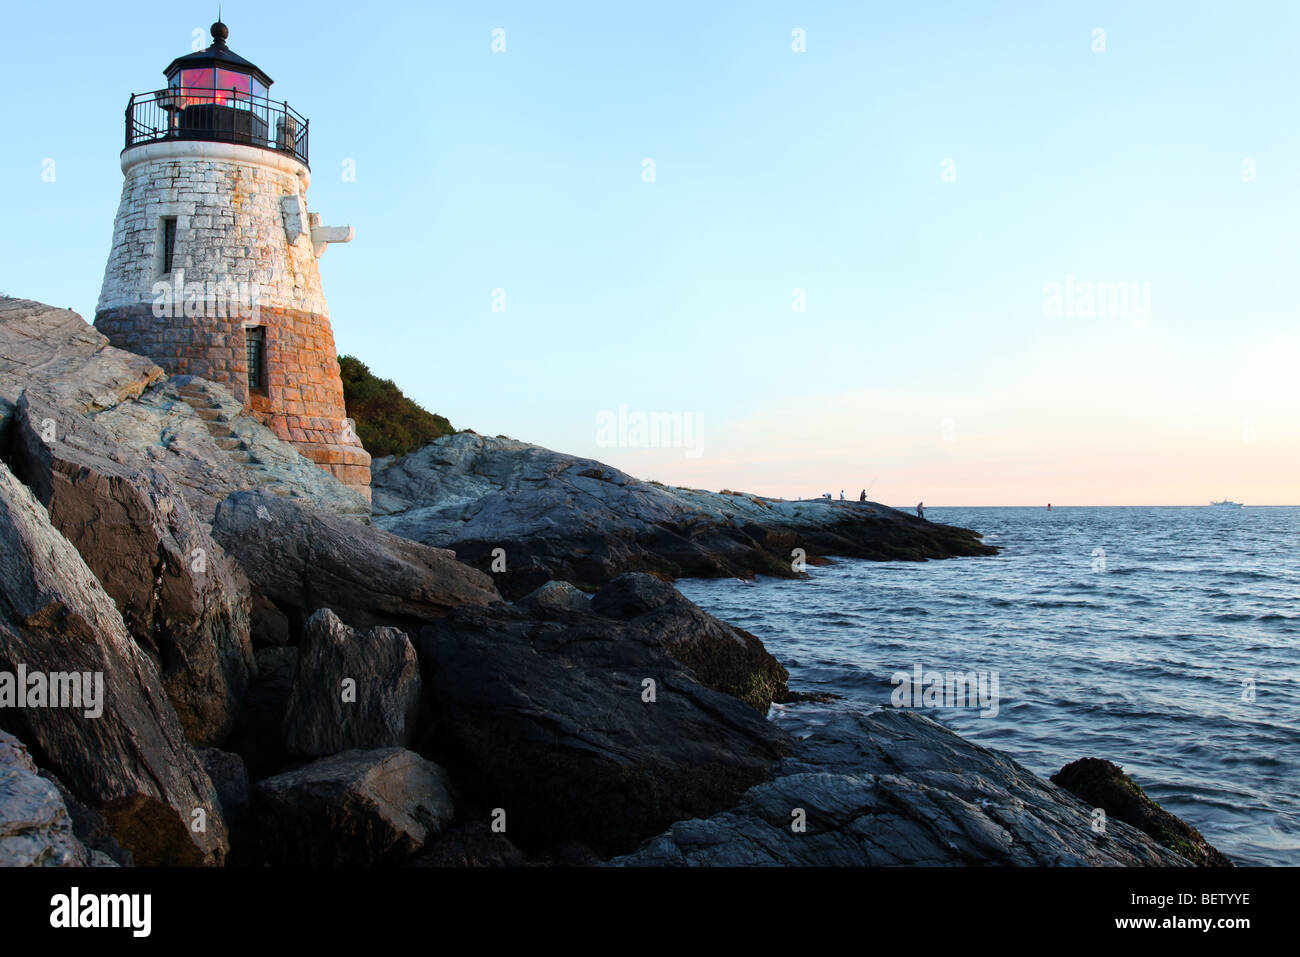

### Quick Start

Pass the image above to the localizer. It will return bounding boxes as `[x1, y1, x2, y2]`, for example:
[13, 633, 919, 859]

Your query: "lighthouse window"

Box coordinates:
[215, 70, 253, 107]
[178, 68, 214, 108]
[160, 217, 177, 275]
[245, 327, 266, 394]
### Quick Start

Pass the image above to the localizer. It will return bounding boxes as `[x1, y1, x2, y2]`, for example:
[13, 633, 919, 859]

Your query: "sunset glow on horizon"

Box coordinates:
[4, 1, 1297, 506]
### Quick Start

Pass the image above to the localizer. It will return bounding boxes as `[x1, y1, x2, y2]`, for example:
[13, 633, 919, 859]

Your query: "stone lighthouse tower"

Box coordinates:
[95, 20, 371, 500]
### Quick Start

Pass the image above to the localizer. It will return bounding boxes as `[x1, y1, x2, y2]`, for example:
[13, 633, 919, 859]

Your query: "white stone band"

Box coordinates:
[121, 140, 310, 188]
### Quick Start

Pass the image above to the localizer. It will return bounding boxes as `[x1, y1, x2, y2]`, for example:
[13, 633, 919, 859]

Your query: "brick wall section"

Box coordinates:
[94, 301, 371, 496]
[94, 147, 370, 499]
[95, 303, 248, 391]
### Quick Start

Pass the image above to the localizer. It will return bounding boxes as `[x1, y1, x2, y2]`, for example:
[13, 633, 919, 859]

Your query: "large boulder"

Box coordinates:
[212, 489, 500, 640]
[283, 609, 422, 757]
[415, 586, 794, 856]
[610, 703, 1192, 866]
[254, 748, 454, 866]
[0, 298, 162, 442]
[591, 573, 790, 711]
[371, 432, 996, 599]
[0, 731, 93, 866]
[0, 460, 228, 865]
[516, 580, 592, 615]
[1051, 757, 1233, 867]
[10, 392, 254, 745]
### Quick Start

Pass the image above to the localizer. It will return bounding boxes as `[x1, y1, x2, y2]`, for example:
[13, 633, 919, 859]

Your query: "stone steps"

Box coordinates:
[198, 421, 236, 439]
[171, 387, 346, 503]
[176, 390, 263, 471]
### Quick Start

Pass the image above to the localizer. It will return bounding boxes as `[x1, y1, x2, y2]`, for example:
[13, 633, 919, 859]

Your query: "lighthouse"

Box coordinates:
[95, 20, 371, 501]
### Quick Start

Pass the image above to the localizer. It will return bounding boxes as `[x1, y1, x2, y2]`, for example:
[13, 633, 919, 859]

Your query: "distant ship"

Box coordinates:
[1210, 499, 1243, 508]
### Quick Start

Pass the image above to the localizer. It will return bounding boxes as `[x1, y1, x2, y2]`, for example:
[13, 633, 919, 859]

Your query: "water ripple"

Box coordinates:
[679, 505, 1300, 866]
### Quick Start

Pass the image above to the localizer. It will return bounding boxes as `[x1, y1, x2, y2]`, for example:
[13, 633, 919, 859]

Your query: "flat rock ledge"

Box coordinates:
[372, 432, 996, 599]
[608, 702, 1191, 866]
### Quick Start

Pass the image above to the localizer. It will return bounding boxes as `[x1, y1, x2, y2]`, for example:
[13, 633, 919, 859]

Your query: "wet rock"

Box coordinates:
[372, 432, 996, 599]
[609, 703, 1191, 866]
[0, 731, 91, 866]
[212, 489, 500, 638]
[254, 748, 454, 866]
[589, 573, 675, 618]
[1051, 757, 1233, 867]
[592, 573, 790, 711]
[283, 609, 422, 757]
[10, 393, 254, 745]
[0, 460, 228, 865]
[416, 593, 793, 856]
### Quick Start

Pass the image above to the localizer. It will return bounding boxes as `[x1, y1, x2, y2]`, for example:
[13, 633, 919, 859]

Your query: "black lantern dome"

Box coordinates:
[163, 21, 274, 101]
[124, 21, 309, 166]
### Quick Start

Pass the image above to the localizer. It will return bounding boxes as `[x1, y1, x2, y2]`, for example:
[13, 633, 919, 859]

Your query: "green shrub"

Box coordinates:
[338, 355, 454, 459]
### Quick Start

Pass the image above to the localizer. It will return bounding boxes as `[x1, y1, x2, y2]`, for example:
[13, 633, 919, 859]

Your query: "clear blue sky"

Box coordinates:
[3, 1, 1297, 504]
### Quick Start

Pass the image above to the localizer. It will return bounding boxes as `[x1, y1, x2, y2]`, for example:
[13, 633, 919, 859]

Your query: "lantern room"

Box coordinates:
[125, 21, 308, 166]
[164, 20, 272, 106]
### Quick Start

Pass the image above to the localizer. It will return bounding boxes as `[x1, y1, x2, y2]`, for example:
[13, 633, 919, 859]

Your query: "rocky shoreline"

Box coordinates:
[609, 702, 1190, 866]
[371, 433, 996, 599]
[0, 296, 1227, 867]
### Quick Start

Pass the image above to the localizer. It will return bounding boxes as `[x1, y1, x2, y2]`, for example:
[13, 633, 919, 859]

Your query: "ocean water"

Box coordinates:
[675, 506, 1300, 866]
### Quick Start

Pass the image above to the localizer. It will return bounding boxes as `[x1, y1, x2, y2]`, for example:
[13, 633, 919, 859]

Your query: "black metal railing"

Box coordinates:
[125, 87, 310, 167]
